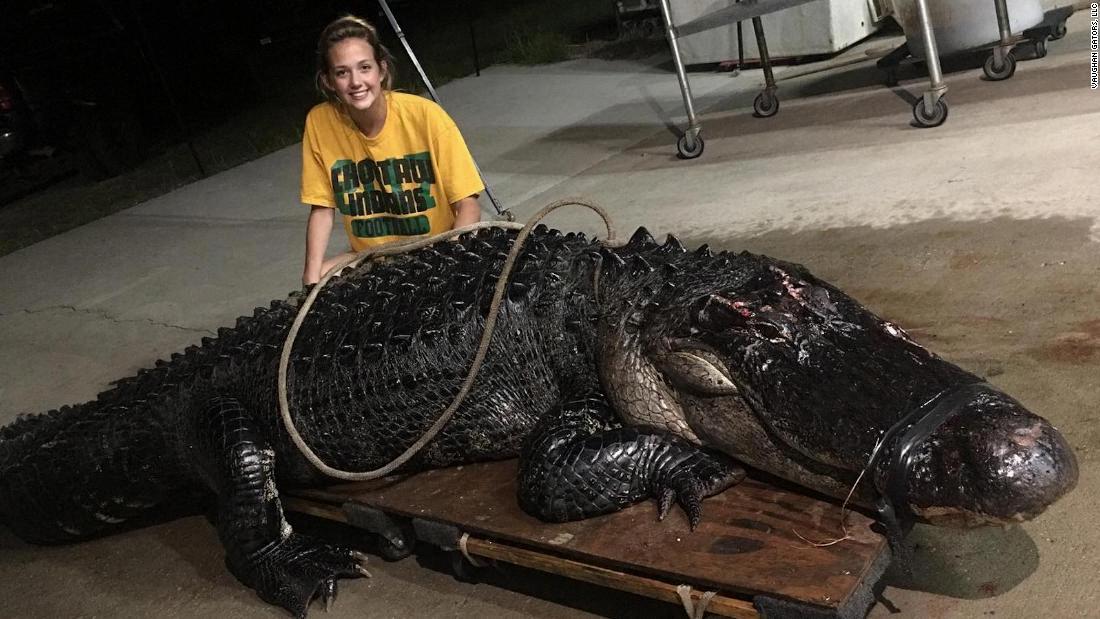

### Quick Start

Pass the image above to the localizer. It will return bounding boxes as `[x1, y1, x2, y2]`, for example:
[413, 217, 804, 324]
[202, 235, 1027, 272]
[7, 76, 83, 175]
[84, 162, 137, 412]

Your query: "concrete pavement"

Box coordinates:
[1, 11, 1098, 619]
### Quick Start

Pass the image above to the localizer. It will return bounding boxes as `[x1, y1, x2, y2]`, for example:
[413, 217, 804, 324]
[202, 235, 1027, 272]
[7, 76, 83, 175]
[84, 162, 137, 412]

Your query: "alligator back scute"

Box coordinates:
[275, 226, 598, 474]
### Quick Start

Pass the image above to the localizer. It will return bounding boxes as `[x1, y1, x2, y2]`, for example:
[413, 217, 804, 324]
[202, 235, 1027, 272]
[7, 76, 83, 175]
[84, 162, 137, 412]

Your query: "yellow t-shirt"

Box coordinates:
[300, 93, 484, 251]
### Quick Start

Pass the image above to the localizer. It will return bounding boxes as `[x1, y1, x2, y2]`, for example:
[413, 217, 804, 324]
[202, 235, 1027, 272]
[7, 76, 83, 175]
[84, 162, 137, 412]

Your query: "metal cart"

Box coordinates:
[979, 3, 1074, 80]
[657, 0, 952, 159]
[877, 5, 1075, 84]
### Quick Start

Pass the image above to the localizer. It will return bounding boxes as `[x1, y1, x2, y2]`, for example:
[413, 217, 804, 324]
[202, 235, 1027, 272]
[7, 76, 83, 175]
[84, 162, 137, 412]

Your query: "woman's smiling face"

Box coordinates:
[325, 38, 386, 113]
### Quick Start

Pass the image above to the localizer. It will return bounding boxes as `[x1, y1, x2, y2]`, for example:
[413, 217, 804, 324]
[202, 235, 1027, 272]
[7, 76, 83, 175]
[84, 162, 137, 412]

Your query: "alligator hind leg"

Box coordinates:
[187, 396, 366, 618]
[517, 392, 745, 529]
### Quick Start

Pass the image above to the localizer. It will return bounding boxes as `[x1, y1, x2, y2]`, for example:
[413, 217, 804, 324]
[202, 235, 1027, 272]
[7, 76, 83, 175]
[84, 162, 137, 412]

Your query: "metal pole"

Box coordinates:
[993, 0, 1013, 45]
[751, 17, 776, 90]
[128, 0, 205, 177]
[912, 0, 947, 110]
[656, 0, 700, 147]
[468, 10, 481, 77]
[736, 20, 744, 75]
[376, 0, 506, 218]
[991, 0, 1014, 70]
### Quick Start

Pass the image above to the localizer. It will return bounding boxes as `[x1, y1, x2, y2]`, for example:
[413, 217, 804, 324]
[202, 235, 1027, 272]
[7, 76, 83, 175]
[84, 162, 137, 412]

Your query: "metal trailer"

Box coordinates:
[376, 0, 510, 219]
[656, 0, 952, 160]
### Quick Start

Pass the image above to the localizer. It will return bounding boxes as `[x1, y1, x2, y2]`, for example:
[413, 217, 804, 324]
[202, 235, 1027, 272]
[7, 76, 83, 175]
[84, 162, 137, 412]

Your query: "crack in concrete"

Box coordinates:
[0, 305, 216, 335]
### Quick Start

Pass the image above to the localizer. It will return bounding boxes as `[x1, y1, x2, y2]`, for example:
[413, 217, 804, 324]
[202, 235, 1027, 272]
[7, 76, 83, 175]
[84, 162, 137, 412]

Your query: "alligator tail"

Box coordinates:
[0, 296, 301, 544]
[0, 401, 202, 545]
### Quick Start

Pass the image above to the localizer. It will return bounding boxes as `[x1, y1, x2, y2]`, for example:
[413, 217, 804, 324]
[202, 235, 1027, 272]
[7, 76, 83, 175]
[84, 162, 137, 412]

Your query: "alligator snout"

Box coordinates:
[900, 387, 1079, 526]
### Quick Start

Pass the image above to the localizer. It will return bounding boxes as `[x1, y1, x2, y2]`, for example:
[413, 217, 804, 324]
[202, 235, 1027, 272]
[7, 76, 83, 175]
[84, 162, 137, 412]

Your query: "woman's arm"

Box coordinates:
[452, 195, 481, 229]
[304, 206, 357, 285]
[303, 205, 335, 285]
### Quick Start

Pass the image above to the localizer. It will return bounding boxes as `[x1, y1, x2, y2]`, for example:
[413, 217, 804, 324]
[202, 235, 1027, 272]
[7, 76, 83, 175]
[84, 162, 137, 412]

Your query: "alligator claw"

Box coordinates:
[653, 452, 746, 530]
[229, 532, 364, 618]
[680, 490, 703, 531]
[657, 487, 676, 521]
[655, 473, 706, 529]
[321, 578, 336, 612]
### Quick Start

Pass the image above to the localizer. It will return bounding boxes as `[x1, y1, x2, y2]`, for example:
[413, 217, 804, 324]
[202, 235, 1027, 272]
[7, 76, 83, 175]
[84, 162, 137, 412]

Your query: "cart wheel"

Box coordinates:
[912, 97, 949, 128]
[983, 52, 1017, 81]
[753, 92, 780, 118]
[1033, 38, 1047, 58]
[884, 70, 899, 88]
[1050, 22, 1067, 40]
[676, 133, 705, 159]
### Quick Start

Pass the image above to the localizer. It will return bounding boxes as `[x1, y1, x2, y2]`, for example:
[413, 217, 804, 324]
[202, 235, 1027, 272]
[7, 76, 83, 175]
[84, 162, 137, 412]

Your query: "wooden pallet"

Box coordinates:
[285, 460, 889, 618]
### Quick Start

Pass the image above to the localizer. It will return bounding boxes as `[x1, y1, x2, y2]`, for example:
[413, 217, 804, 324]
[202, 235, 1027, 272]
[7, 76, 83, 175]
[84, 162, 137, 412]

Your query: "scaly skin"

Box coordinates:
[0, 225, 1078, 617]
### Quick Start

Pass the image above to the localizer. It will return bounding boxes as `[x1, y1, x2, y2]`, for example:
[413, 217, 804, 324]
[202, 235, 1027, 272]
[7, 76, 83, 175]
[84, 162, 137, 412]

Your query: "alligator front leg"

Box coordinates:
[187, 396, 366, 618]
[517, 394, 745, 529]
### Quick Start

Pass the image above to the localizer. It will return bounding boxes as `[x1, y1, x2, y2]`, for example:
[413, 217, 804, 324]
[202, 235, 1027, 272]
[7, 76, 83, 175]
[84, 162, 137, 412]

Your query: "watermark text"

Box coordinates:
[1092, 3, 1098, 89]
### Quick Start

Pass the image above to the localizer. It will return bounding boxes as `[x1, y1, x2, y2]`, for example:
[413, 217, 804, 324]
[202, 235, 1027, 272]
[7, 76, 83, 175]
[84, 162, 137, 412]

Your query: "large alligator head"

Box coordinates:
[597, 229, 1079, 528]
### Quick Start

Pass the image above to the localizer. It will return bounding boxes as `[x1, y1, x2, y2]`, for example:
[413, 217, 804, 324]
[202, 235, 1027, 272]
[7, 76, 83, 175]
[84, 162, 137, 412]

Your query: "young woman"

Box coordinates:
[301, 15, 483, 285]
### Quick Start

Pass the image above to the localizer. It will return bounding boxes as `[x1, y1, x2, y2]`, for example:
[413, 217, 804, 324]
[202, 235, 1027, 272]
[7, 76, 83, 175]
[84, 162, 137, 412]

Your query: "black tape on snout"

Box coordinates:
[887, 382, 992, 511]
[864, 381, 990, 567]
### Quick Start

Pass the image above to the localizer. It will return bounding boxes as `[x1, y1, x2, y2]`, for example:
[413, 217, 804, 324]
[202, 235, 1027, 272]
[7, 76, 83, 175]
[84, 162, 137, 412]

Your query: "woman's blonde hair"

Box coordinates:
[315, 15, 396, 102]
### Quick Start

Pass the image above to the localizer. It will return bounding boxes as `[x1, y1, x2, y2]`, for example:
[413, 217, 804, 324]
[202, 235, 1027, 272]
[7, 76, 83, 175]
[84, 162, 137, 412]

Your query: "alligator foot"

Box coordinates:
[229, 532, 369, 618]
[519, 392, 747, 527]
[654, 451, 745, 530]
[184, 398, 370, 617]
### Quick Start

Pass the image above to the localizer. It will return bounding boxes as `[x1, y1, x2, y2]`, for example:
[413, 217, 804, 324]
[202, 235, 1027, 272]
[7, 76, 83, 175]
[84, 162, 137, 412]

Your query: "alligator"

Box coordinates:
[0, 225, 1079, 617]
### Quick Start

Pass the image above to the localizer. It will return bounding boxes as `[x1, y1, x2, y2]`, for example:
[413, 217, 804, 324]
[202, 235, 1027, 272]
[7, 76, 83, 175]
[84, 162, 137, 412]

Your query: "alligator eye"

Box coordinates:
[748, 320, 785, 342]
[695, 294, 749, 331]
[652, 349, 739, 397]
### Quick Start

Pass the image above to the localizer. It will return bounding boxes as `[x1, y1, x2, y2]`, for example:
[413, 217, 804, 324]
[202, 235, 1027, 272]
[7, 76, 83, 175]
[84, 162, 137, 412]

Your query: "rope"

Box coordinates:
[676, 584, 717, 619]
[278, 198, 623, 480]
[457, 532, 487, 567]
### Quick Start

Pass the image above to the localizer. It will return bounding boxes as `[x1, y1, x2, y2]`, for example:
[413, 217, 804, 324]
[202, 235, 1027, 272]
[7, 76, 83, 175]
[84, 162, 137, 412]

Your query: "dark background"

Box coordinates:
[0, 0, 618, 184]
[2, 0, 341, 172]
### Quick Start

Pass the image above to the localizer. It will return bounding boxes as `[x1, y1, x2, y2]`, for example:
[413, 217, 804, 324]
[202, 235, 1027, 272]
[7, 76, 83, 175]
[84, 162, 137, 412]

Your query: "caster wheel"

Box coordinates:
[753, 91, 780, 118]
[375, 520, 416, 561]
[983, 52, 1017, 80]
[884, 70, 899, 87]
[913, 97, 949, 128]
[1050, 22, 1066, 40]
[1033, 38, 1047, 58]
[676, 133, 704, 159]
[451, 551, 482, 583]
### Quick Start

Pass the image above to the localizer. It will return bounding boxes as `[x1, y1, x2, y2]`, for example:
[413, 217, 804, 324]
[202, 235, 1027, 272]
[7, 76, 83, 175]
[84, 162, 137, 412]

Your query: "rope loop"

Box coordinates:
[278, 198, 620, 480]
